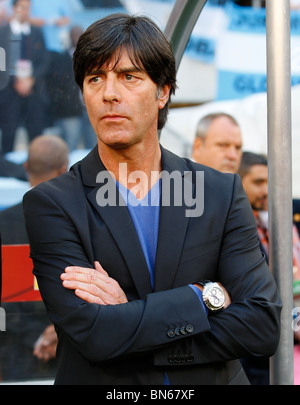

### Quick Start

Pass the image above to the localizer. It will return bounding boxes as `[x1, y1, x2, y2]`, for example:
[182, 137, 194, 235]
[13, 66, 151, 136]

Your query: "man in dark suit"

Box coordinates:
[293, 199, 300, 236]
[0, 134, 68, 381]
[23, 14, 282, 385]
[0, 134, 69, 244]
[238, 151, 300, 384]
[0, 0, 49, 153]
[0, 232, 2, 305]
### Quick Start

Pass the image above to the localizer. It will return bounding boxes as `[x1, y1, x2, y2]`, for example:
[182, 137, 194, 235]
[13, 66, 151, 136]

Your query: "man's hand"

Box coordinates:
[14, 77, 34, 97]
[61, 261, 128, 305]
[33, 324, 58, 362]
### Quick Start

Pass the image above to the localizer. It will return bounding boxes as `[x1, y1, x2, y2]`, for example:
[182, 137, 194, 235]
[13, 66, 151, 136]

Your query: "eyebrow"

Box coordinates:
[86, 66, 145, 77]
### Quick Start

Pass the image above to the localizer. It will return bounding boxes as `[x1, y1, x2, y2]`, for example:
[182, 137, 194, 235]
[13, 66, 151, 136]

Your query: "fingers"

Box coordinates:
[62, 266, 111, 295]
[64, 262, 108, 279]
[94, 261, 109, 276]
[73, 288, 106, 305]
[61, 263, 128, 305]
[33, 327, 58, 362]
[61, 271, 111, 302]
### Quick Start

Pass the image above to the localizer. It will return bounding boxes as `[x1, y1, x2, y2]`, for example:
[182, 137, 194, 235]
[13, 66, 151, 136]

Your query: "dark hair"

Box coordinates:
[73, 13, 177, 130]
[238, 151, 267, 179]
[13, 0, 30, 5]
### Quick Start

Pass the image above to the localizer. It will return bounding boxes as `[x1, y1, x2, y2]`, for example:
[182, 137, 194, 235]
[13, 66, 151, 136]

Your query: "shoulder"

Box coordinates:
[0, 202, 23, 216]
[161, 146, 237, 190]
[30, 25, 46, 40]
[0, 203, 27, 244]
[0, 203, 23, 225]
[0, 24, 9, 41]
[24, 167, 79, 203]
[23, 148, 97, 206]
[0, 24, 9, 33]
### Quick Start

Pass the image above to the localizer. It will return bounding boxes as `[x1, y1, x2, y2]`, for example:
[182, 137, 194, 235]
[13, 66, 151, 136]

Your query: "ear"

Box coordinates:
[158, 84, 171, 110]
[193, 137, 203, 151]
[58, 163, 69, 175]
[192, 137, 204, 161]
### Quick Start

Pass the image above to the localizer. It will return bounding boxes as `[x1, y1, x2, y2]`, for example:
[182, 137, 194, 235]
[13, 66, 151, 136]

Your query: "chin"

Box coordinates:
[99, 133, 133, 148]
[220, 164, 236, 174]
[221, 169, 236, 174]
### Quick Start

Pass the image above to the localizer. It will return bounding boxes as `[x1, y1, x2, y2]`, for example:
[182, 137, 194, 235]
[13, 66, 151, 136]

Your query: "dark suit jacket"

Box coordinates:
[0, 203, 28, 245]
[0, 202, 57, 381]
[0, 23, 49, 98]
[45, 51, 83, 121]
[0, 233, 2, 304]
[293, 199, 300, 236]
[22, 146, 282, 385]
[0, 156, 27, 181]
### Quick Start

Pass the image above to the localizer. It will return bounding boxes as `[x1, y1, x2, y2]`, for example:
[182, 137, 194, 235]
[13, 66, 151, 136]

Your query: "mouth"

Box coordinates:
[102, 114, 127, 122]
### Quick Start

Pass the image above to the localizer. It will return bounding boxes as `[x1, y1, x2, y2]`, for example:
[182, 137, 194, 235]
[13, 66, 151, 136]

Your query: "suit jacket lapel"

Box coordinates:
[80, 147, 152, 299]
[78, 146, 193, 296]
[154, 147, 192, 292]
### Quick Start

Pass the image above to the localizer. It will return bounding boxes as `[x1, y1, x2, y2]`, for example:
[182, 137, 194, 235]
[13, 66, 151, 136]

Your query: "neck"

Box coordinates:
[98, 140, 161, 200]
[12, 16, 28, 24]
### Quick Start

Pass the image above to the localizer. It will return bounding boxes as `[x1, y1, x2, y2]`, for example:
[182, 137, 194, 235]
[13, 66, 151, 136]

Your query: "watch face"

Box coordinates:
[203, 283, 225, 311]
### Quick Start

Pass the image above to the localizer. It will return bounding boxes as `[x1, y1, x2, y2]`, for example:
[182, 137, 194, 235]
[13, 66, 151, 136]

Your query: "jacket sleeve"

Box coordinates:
[31, 27, 50, 82]
[154, 174, 282, 366]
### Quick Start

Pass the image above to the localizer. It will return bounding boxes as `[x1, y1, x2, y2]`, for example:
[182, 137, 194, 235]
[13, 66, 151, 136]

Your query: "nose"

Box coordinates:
[263, 182, 268, 196]
[103, 75, 120, 104]
[226, 145, 239, 160]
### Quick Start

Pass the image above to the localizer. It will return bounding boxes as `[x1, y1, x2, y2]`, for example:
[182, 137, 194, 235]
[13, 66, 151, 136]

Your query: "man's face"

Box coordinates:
[242, 164, 268, 211]
[82, 49, 170, 153]
[14, 0, 30, 23]
[192, 116, 242, 173]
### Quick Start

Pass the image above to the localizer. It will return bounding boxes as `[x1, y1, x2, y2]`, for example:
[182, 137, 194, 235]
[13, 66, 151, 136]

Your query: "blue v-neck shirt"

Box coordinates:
[117, 179, 160, 289]
[116, 179, 206, 384]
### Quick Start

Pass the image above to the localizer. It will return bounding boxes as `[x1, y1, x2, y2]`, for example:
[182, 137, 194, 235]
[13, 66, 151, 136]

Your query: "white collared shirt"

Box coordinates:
[10, 18, 31, 36]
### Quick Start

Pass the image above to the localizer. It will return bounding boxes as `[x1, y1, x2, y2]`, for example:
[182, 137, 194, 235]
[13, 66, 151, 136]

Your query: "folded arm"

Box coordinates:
[23, 174, 281, 365]
[61, 261, 231, 309]
[22, 186, 210, 362]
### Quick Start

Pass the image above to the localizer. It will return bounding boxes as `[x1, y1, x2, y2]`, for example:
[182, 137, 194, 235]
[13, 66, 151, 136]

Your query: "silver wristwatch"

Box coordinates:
[198, 281, 225, 312]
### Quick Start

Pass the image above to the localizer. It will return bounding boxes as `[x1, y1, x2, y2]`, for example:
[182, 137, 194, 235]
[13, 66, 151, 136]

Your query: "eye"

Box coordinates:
[125, 73, 133, 81]
[90, 76, 100, 83]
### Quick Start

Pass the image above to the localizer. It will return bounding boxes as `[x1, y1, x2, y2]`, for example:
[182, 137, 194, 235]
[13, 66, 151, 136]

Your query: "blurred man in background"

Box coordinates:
[0, 134, 68, 381]
[192, 112, 242, 174]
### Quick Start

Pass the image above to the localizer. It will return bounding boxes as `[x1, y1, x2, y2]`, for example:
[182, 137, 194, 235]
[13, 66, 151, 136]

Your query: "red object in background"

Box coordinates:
[1, 244, 41, 302]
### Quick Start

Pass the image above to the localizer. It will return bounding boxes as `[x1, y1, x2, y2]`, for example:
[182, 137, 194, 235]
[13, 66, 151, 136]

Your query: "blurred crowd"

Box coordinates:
[0, 0, 299, 385]
[0, 0, 100, 164]
[0, 0, 121, 384]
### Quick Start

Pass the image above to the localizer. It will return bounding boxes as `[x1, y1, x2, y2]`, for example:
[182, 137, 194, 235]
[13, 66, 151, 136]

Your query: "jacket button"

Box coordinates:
[167, 329, 175, 338]
[175, 327, 181, 336]
[186, 324, 194, 333]
[181, 354, 187, 362]
[180, 326, 187, 335]
[187, 354, 194, 362]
